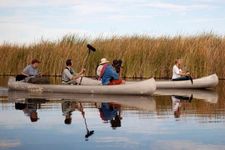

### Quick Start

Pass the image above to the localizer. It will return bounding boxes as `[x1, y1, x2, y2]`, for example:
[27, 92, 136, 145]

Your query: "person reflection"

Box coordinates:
[171, 95, 193, 118]
[61, 101, 84, 125]
[98, 102, 122, 129]
[15, 98, 47, 122]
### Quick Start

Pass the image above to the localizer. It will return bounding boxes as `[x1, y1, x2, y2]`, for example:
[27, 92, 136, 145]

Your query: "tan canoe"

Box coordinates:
[8, 77, 156, 96]
[156, 74, 219, 89]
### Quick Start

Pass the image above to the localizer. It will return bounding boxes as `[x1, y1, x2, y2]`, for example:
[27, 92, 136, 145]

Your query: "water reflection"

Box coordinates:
[1, 81, 225, 150]
[15, 98, 49, 122]
[98, 102, 122, 129]
[62, 101, 84, 125]
[171, 95, 192, 119]
[61, 100, 94, 140]
[155, 89, 218, 103]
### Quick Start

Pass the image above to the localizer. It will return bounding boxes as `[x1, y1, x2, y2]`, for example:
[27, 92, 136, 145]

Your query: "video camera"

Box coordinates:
[112, 59, 123, 73]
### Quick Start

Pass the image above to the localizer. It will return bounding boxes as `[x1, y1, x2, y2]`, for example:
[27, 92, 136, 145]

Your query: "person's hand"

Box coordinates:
[38, 72, 42, 77]
[186, 72, 190, 75]
[78, 68, 86, 77]
[81, 68, 86, 74]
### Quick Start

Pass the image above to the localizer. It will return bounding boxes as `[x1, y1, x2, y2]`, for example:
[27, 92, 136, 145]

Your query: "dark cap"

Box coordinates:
[31, 59, 41, 64]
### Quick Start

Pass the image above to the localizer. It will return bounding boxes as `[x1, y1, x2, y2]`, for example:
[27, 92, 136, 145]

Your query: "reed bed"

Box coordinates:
[0, 33, 224, 79]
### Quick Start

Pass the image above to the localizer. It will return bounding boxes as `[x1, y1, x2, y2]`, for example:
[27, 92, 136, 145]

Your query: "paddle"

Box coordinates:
[79, 44, 96, 85]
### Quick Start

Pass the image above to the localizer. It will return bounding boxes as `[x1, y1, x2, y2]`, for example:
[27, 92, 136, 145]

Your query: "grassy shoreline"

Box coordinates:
[0, 33, 224, 79]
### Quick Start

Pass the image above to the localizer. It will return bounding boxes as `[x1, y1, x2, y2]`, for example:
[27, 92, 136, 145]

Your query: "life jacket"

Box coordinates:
[62, 67, 75, 83]
[98, 64, 108, 80]
[66, 67, 74, 75]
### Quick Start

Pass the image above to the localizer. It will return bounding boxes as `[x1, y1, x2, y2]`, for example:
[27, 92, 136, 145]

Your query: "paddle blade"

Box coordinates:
[87, 44, 96, 52]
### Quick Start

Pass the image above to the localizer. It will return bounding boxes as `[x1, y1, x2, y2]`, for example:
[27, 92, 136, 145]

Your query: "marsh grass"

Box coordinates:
[0, 33, 224, 79]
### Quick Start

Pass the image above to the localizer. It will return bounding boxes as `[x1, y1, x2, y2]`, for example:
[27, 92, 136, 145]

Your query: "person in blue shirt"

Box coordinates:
[97, 58, 124, 85]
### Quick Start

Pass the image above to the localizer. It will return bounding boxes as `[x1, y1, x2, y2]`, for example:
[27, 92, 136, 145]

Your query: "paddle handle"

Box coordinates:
[79, 52, 90, 85]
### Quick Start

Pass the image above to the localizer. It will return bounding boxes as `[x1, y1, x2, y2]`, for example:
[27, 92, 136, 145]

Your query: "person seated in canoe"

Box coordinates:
[112, 59, 123, 78]
[20, 59, 50, 84]
[62, 59, 85, 85]
[97, 58, 124, 85]
[172, 59, 193, 84]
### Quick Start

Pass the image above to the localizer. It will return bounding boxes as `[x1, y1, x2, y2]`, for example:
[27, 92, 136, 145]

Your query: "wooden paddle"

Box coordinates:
[79, 44, 96, 85]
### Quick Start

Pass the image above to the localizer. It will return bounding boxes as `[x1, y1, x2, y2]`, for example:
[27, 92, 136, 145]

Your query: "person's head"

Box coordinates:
[66, 59, 72, 67]
[110, 115, 122, 129]
[99, 58, 110, 65]
[112, 59, 123, 73]
[31, 59, 41, 68]
[64, 115, 72, 125]
[30, 111, 39, 122]
[174, 108, 181, 118]
[175, 58, 182, 66]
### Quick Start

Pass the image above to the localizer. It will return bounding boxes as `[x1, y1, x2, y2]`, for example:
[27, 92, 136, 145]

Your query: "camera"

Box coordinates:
[112, 59, 123, 73]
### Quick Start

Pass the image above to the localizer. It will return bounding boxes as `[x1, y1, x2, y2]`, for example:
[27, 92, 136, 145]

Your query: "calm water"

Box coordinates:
[0, 77, 225, 150]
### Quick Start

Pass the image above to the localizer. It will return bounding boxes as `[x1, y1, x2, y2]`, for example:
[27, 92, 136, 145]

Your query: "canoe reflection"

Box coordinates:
[155, 89, 218, 103]
[8, 91, 156, 111]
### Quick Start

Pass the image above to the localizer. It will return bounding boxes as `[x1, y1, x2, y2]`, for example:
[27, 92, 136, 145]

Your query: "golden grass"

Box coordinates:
[0, 33, 224, 79]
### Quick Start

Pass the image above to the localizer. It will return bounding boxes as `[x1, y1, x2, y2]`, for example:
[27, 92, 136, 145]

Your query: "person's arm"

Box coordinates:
[174, 66, 186, 76]
[109, 67, 119, 80]
[72, 68, 86, 80]
[179, 69, 190, 76]
[178, 70, 187, 76]
[22, 66, 30, 77]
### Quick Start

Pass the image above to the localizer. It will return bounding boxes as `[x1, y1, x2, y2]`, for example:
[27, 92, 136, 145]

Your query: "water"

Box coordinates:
[0, 77, 225, 150]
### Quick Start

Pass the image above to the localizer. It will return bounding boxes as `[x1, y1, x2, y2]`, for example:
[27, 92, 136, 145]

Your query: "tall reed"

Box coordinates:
[0, 33, 224, 79]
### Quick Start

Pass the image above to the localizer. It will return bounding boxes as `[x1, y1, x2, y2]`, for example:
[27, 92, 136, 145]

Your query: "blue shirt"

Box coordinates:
[101, 65, 119, 85]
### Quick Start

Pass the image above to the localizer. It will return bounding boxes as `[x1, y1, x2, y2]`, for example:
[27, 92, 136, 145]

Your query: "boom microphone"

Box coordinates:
[87, 44, 96, 52]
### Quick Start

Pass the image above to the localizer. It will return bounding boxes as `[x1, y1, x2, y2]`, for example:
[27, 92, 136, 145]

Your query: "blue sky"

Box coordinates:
[0, 0, 225, 44]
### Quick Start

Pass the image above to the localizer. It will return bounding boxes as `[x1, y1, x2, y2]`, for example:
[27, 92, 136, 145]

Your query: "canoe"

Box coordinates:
[7, 91, 156, 111]
[8, 77, 156, 95]
[154, 89, 218, 103]
[156, 74, 219, 89]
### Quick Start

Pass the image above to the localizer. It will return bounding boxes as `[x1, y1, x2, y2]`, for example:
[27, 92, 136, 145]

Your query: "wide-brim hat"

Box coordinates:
[100, 58, 110, 65]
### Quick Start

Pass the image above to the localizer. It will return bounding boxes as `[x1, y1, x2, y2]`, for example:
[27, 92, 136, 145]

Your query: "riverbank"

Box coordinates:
[0, 33, 224, 79]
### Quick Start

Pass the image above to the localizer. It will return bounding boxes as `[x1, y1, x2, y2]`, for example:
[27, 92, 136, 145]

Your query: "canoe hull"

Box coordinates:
[156, 74, 219, 89]
[8, 77, 156, 96]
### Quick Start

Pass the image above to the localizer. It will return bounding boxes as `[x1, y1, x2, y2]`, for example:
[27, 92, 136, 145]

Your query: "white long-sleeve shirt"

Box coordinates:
[172, 65, 182, 79]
